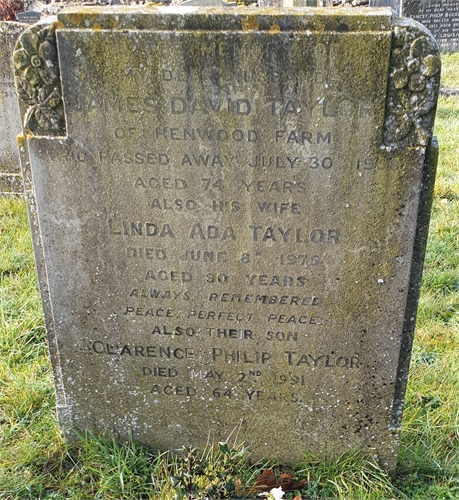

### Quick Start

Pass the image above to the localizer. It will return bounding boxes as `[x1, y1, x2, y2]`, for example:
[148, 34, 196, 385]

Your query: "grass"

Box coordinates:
[1, 55, 458, 499]
[440, 52, 459, 89]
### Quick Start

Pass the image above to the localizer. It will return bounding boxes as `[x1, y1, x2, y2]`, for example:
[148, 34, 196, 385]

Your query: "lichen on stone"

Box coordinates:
[384, 22, 441, 147]
[14, 24, 66, 136]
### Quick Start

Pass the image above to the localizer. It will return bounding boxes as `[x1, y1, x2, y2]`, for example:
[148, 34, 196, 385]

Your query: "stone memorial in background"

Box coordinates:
[0, 21, 27, 195]
[403, 0, 459, 53]
[291, 1, 322, 7]
[261, 1, 321, 6]
[369, 0, 401, 13]
[371, 1, 459, 52]
[17, 11, 42, 24]
[15, 6, 440, 469]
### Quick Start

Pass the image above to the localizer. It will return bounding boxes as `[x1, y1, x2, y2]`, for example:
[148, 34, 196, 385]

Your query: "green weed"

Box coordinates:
[292, 451, 401, 500]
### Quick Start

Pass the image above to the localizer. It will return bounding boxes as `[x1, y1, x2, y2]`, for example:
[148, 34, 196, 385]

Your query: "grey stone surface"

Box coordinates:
[259, 0, 322, 6]
[181, 0, 236, 6]
[369, 0, 401, 14]
[0, 22, 27, 196]
[402, 0, 459, 52]
[291, 1, 320, 7]
[15, 6, 440, 469]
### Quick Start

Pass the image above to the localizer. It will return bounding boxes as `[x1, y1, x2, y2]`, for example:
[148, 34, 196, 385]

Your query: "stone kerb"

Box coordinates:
[0, 21, 27, 195]
[14, 6, 440, 470]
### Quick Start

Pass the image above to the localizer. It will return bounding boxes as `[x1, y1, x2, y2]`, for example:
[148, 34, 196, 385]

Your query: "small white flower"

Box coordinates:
[263, 486, 285, 500]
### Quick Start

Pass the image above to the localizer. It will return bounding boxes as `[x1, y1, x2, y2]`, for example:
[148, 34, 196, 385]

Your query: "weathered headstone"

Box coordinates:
[17, 11, 42, 23]
[0, 22, 27, 195]
[181, 0, 236, 6]
[369, 0, 401, 14]
[371, 1, 459, 52]
[261, 1, 319, 7]
[291, 1, 321, 7]
[15, 6, 440, 469]
[403, 0, 459, 52]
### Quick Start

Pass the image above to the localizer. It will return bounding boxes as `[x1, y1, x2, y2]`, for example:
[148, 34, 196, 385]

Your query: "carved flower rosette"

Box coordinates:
[14, 24, 65, 137]
[384, 23, 441, 148]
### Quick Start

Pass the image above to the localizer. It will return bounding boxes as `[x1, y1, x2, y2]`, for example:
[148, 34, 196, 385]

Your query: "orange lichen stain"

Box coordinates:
[241, 16, 259, 32]
[53, 20, 64, 31]
[269, 24, 281, 34]
[16, 134, 26, 147]
[65, 13, 85, 25]
[93, 23, 102, 31]
[63, 11, 101, 26]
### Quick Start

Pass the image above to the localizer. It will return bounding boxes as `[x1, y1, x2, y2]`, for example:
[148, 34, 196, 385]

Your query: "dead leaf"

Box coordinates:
[254, 469, 277, 490]
[252, 469, 307, 492]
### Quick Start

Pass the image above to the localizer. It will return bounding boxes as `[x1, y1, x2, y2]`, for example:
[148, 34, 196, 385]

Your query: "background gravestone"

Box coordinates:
[0, 21, 27, 195]
[17, 11, 42, 23]
[369, 0, 401, 13]
[371, 0, 459, 52]
[15, 6, 440, 469]
[403, 0, 459, 53]
[261, 1, 319, 6]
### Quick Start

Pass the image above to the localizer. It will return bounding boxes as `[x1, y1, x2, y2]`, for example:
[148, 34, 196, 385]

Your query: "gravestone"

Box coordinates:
[15, 6, 440, 469]
[371, 1, 459, 52]
[291, 1, 321, 7]
[403, 0, 459, 52]
[17, 11, 42, 23]
[261, 1, 320, 6]
[181, 0, 236, 6]
[0, 22, 27, 195]
[369, 0, 401, 14]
